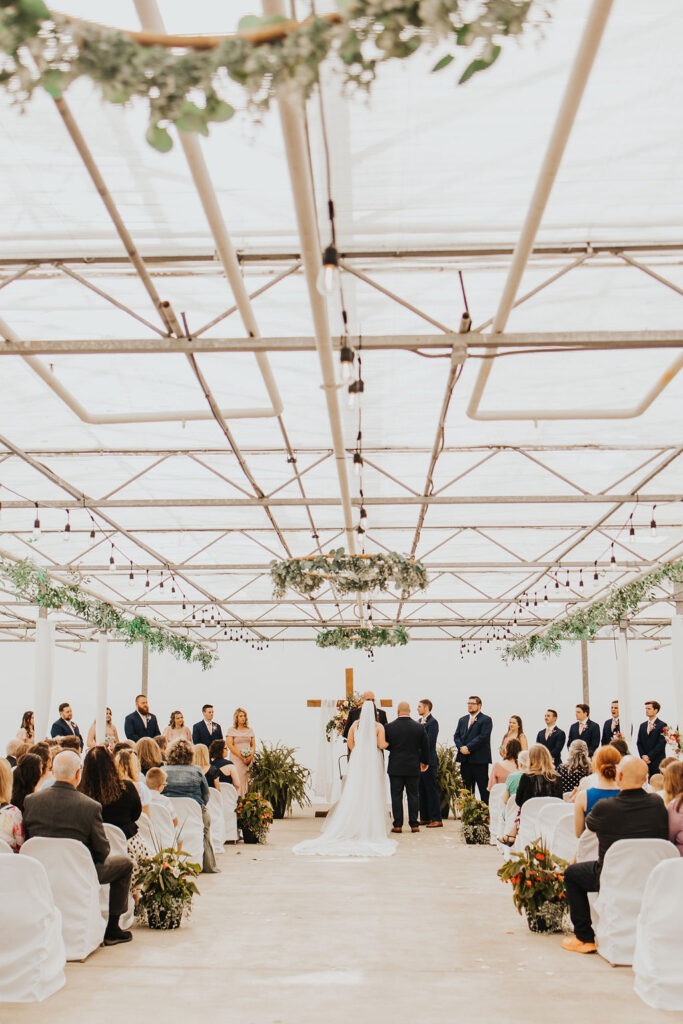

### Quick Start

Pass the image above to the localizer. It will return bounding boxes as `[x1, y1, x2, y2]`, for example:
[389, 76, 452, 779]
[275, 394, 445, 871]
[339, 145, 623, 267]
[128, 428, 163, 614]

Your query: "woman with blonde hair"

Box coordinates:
[663, 761, 683, 855]
[193, 743, 211, 776]
[501, 745, 561, 844]
[162, 711, 192, 745]
[115, 748, 151, 817]
[226, 708, 255, 797]
[0, 758, 24, 851]
[136, 736, 163, 776]
[574, 744, 621, 835]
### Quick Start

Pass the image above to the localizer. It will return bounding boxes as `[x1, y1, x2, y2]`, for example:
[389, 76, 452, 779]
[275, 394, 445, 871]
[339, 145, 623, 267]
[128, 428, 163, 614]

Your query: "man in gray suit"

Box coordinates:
[23, 750, 134, 946]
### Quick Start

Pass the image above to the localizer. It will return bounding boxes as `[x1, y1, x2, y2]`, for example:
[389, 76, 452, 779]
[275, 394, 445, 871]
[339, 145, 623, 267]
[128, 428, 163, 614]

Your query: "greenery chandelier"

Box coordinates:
[270, 548, 427, 600]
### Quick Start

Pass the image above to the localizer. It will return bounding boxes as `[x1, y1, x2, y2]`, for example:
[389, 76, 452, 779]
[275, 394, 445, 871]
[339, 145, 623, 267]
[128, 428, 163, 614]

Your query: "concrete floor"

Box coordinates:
[9, 815, 680, 1024]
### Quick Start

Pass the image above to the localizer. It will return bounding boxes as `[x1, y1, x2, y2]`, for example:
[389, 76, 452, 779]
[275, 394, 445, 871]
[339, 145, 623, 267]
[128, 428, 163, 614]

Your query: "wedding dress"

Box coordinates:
[293, 701, 397, 858]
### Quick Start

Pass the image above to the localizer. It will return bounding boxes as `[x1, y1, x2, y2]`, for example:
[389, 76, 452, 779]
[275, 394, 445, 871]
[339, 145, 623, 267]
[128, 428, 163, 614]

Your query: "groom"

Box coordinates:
[384, 703, 430, 833]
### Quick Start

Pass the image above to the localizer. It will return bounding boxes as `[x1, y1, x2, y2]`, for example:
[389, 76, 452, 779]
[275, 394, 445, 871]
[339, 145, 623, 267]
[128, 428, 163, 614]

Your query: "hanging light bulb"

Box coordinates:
[593, 560, 599, 581]
[356, 522, 365, 535]
[579, 569, 584, 588]
[554, 578, 559, 589]
[360, 506, 368, 523]
[650, 505, 657, 538]
[629, 514, 635, 538]
[89, 518, 96, 540]
[348, 378, 364, 409]
[352, 451, 363, 475]
[128, 562, 135, 588]
[32, 503, 41, 541]
[108, 545, 116, 572]
[159, 573, 164, 590]
[340, 344, 355, 382]
[533, 593, 538, 607]
[171, 578, 176, 594]
[63, 509, 71, 543]
[182, 600, 187, 611]
[543, 587, 548, 602]
[610, 543, 616, 565]
[315, 244, 339, 296]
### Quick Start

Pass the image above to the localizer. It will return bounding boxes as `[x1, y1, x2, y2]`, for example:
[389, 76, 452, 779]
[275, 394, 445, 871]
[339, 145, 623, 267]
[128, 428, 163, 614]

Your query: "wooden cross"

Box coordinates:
[307, 667, 392, 709]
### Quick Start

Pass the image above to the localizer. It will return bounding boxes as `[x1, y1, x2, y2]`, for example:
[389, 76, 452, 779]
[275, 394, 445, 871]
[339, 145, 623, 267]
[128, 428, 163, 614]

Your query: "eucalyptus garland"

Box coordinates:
[0, 557, 216, 669]
[271, 548, 427, 600]
[503, 559, 683, 663]
[0, 1, 550, 151]
[316, 624, 409, 650]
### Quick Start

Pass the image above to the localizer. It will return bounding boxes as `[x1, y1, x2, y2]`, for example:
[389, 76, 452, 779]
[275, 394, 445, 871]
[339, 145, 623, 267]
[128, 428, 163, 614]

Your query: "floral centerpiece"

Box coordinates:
[497, 840, 569, 933]
[325, 692, 363, 741]
[663, 726, 683, 755]
[133, 847, 201, 930]
[236, 791, 274, 844]
[459, 790, 490, 844]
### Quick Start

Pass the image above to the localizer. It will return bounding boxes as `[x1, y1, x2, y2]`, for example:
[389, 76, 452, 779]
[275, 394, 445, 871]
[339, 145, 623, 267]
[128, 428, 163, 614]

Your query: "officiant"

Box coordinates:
[343, 691, 388, 740]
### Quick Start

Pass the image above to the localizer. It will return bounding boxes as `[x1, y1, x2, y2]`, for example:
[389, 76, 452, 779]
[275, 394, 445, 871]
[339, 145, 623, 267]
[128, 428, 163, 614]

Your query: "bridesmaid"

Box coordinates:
[16, 711, 34, 743]
[499, 715, 528, 757]
[226, 708, 255, 797]
[162, 710, 192, 745]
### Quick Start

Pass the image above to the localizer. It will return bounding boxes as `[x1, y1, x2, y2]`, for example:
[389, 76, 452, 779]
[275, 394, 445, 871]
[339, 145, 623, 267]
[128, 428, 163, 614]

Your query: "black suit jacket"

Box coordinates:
[567, 719, 600, 757]
[601, 718, 621, 745]
[384, 717, 429, 777]
[50, 717, 83, 749]
[124, 711, 160, 742]
[343, 704, 387, 740]
[585, 787, 669, 867]
[453, 713, 492, 765]
[636, 718, 667, 773]
[421, 715, 439, 767]
[192, 720, 224, 748]
[536, 726, 566, 767]
[23, 781, 111, 865]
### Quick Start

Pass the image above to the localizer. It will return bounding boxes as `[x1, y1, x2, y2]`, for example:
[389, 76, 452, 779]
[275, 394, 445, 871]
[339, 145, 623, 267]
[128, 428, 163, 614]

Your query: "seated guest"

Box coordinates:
[24, 749, 133, 946]
[601, 699, 621, 746]
[557, 739, 591, 795]
[562, 757, 669, 954]
[663, 761, 683, 855]
[28, 742, 54, 790]
[193, 743, 211, 780]
[60, 735, 82, 753]
[124, 694, 160, 743]
[50, 702, 83, 750]
[136, 737, 163, 776]
[636, 700, 667, 777]
[659, 756, 678, 776]
[5, 738, 22, 768]
[574, 745, 620, 835]
[16, 711, 34, 744]
[163, 739, 218, 874]
[113, 741, 134, 755]
[578, 742, 625, 793]
[154, 736, 168, 760]
[501, 750, 529, 833]
[488, 739, 522, 791]
[567, 704, 600, 758]
[610, 736, 629, 757]
[11, 753, 43, 812]
[145, 767, 178, 827]
[162, 711, 192, 745]
[649, 774, 665, 796]
[80, 745, 146, 869]
[0, 757, 24, 850]
[501, 746, 561, 844]
[115, 749, 151, 816]
[536, 709, 566, 767]
[207, 738, 239, 791]
[499, 715, 528, 757]
[86, 707, 119, 749]
[193, 704, 223, 748]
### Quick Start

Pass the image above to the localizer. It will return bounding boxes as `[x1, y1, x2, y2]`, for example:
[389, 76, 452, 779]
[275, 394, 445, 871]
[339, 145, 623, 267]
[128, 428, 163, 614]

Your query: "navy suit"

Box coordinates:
[636, 717, 667, 776]
[124, 710, 160, 742]
[453, 712, 492, 805]
[567, 719, 600, 757]
[192, 720, 224, 748]
[535, 726, 566, 767]
[50, 717, 83, 750]
[419, 714, 441, 823]
[384, 717, 430, 829]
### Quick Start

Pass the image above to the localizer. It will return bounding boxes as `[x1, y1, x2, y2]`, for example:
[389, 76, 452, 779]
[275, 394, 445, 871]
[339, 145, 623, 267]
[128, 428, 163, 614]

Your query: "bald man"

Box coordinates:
[384, 703, 430, 833]
[343, 691, 388, 740]
[562, 756, 669, 954]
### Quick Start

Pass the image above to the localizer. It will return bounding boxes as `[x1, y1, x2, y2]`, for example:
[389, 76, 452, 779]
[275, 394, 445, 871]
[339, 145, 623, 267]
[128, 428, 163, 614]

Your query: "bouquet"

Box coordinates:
[663, 726, 683, 754]
[325, 693, 363, 741]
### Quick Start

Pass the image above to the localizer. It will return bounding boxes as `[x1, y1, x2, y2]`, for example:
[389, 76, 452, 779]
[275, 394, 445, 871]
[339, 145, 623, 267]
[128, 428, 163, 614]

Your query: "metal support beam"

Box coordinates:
[141, 640, 149, 699]
[581, 638, 590, 704]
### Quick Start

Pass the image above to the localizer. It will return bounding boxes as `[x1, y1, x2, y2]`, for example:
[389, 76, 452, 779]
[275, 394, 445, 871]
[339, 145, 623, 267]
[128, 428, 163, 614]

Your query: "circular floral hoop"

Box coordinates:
[271, 548, 427, 600]
[316, 624, 408, 650]
[0, 1, 551, 150]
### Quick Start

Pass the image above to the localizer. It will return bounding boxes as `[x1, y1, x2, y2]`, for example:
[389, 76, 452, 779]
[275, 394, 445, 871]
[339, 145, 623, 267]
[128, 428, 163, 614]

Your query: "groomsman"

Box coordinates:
[535, 709, 565, 767]
[124, 694, 160, 742]
[417, 699, 442, 827]
[453, 696, 492, 805]
[601, 700, 621, 745]
[192, 704, 223, 747]
[636, 700, 667, 777]
[566, 703, 600, 757]
[50, 702, 83, 750]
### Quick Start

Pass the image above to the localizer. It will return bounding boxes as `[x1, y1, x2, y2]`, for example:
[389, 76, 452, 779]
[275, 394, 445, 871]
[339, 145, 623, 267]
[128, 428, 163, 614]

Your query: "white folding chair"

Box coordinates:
[169, 798, 204, 866]
[0, 854, 66, 1002]
[487, 783, 507, 843]
[21, 836, 106, 961]
[0, 839, 13, 855]
[102, 824, 135, 930]
[514, 797, 563, 851]
[594, 838, 678, 967]
[220, 782, 239, 842]
[576, 828, 599, 862]
[537, 803, 573, 850]
[549, 811, 579, 864]
[208, 789, 226, 853]
[148, 801, 176, 850]
[633, 858, 683, 1010]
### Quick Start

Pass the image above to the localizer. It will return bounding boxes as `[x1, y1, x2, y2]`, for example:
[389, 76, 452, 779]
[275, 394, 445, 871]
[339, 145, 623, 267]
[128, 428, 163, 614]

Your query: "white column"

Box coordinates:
[615, 627, 634, 747]
[672, 587, 683, 732]
[95, 632, 109, 745]
[34, 607, 55, 741]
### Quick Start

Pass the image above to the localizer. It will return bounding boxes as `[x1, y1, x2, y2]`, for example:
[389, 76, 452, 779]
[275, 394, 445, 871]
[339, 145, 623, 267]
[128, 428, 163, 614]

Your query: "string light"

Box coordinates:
[650, 505, 657, 538]
[629, 513, 635, 538]
[108, 544, 116, 572]
[128, 561, 135, 587]
[145, 570, 150, 588]
[352, 450, 363, 475]
[316, 244, 339, 295]
[610, 543, 616, 565]
[340, 343, 355, 382]
[579, 569, 584, 588]
[62, 509, 71, 543]
[31, 503, 41, 541]
[593, 560, 599, 581]
[348, 378, 364, 410]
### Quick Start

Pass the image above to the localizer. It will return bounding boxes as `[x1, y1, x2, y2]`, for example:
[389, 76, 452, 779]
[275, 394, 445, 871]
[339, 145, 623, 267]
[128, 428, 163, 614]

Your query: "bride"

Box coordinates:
[293, 699, 397, 857]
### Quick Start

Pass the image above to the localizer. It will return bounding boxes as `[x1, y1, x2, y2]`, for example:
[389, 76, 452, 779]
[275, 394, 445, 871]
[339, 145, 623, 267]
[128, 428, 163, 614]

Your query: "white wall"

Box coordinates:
[0, 635, 676, 768]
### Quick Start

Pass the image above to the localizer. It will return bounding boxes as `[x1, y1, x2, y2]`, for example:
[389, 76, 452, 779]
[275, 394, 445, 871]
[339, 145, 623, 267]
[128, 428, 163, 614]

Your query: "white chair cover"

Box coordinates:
[148, 802, 176, 851]
[0, 854, 66, 1002]
[0, 839, 13, 854]
[576, 828, 599, 862]
[208, 789, 226, 852]
[220, 782, 239, 842]
[169, 797, 204, 866]
[488, 784, 507, 842]
[537, 803, 573, 849]
[102, 824, 135, 929]
[633, 858, 683, 1011]
[514, 797, 563, 851]
[21, 837, 105, 961]
[594, 838, 678, 967]
[549, 811, 579, 864]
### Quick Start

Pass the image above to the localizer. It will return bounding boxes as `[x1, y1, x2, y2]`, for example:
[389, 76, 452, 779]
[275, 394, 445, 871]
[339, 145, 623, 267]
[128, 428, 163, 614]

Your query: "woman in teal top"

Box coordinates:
[574, 745, 621, 836]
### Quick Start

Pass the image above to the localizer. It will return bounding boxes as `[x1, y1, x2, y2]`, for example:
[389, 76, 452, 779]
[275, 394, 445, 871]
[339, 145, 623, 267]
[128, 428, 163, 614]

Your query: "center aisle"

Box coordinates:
[10, 815, 672, 1024]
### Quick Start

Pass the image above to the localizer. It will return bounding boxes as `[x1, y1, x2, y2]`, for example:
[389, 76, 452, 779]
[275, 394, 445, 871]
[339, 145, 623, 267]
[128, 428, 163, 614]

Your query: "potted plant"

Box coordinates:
[249, 742, 312, 819]
[236, 790, 274, 843]
[459, 789, 490, 844]
[133, 847, 200, 930]
[497, 839, 569, 933]
[436, 744, 463, 819]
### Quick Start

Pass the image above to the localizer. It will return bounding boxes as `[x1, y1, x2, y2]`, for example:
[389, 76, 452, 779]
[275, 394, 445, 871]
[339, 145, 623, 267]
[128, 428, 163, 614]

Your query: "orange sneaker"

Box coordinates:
[562, 936, 597, 954]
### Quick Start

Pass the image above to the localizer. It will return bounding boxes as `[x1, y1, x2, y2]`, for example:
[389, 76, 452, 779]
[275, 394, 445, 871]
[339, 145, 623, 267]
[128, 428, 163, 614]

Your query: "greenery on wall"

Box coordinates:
[0, 1, 550, 150]
[271, 549, 427, 600]
[503, 559, 683, 662]
[0, 557, 216, 669]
